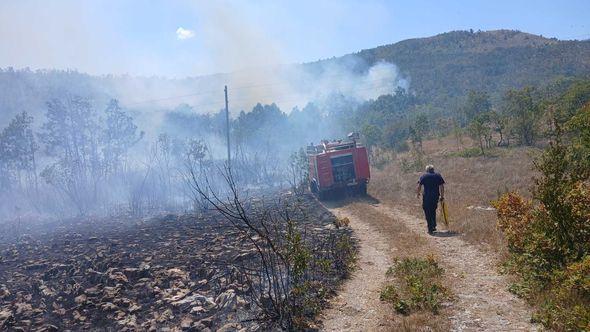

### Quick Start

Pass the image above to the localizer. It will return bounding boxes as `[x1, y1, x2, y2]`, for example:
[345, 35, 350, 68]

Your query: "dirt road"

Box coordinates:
[320, 198, 538, 331]
[320, 205, 393, 331]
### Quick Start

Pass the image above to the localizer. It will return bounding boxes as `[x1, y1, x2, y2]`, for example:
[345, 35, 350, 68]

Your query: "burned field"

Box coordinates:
[0, 193, 356, 331]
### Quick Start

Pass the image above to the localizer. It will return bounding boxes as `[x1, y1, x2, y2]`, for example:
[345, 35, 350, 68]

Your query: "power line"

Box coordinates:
[158, 79, 397, 114]
[228, 79, 397, 105]
[123, 76, 401, 108]
[259, 83, 396, 107]
[124, 92, 217, 106]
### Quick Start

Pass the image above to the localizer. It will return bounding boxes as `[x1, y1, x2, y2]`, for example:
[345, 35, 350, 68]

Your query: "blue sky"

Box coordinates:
[0, 0, 588, 77]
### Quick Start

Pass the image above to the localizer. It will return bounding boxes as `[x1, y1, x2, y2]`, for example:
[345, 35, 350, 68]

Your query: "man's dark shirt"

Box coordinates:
[419, 172, 445, 204]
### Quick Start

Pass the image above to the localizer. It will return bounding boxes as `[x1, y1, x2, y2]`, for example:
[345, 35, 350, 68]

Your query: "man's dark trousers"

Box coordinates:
[423, 198, 438, 233]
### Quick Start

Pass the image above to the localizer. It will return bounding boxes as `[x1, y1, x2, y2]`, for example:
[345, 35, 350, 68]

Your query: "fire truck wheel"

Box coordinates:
[358, 183, 368, 196]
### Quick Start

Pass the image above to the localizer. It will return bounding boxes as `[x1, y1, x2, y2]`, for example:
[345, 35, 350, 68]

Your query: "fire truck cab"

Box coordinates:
[307, 133, 370, 200]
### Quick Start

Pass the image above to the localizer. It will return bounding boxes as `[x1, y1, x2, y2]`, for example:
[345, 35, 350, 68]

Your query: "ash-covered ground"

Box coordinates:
[0, 193, 356, 331]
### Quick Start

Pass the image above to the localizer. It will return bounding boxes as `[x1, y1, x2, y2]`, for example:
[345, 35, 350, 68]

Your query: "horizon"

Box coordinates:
[1, 28, 587, 80]
[1, 0, 588, 78]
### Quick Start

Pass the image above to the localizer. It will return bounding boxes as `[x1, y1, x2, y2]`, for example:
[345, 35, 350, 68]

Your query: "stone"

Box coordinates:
[180, 316, 194, 329]
[198, 317, 213, 328]
[218, 323, 240, 332]
[74, 294, 87, 304]
[215, 289, 237, 309]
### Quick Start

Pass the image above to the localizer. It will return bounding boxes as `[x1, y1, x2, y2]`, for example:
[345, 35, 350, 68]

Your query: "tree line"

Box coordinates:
[0, 91, 357, 220]
[350, 77, 590, 158]
[2, 76, 588, 220]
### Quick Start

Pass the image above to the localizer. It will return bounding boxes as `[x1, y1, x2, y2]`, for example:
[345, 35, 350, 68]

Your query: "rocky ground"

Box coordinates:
[0, 193, 354, 331]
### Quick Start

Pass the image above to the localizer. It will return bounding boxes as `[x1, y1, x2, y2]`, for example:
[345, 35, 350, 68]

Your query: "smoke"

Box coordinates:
[0, 1, 126, 75]
[111, 59, 408, 116]
[0, 0, 411, 223]
[0, 0, 408, 121]
[136, 1, 408, 114]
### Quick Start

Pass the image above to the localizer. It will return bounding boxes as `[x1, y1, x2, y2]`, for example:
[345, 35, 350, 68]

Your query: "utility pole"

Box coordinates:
[224, 85, 231, 169]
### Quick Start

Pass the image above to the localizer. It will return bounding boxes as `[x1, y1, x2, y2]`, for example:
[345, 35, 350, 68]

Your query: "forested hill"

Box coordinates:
[1, 29, 589, 125]
[315, 29, 590, 107]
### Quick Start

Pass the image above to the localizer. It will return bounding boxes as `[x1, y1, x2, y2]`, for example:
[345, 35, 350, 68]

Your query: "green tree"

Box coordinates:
[467, 113, 491, 156]
[489, 110, 508, 146]
[462, 90, 491, 125]
[503, 87, 540, 146]
[102, 99, 143, 175]
[39, 96, 102, 214]
[556, 80, 590, 123]
[361, 124, 382, 151]
[382, 122, 409, 151]
[414, 114, 429, 138]
[409, 114, 429, 151]
[0, 111, 38, 190]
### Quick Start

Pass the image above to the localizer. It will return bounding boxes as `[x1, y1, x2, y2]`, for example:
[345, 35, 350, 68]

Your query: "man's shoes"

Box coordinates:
[428, 230, 434, 235]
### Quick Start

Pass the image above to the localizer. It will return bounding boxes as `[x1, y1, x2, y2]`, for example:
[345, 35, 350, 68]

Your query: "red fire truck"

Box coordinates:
[307, 133, 370, 200]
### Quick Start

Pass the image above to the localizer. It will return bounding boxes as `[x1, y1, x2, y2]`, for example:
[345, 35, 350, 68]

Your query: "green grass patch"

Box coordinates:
[380, 256, 450, 315]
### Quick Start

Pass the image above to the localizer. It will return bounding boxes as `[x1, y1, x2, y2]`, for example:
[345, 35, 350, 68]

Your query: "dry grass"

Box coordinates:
[346, 202, 428, 257]
[370, 136, 541, 251]
[394, 312, 449, 332]
[344, 201, 450, 331]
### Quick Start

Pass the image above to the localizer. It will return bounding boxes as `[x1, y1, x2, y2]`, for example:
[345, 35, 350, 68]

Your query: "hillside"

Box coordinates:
[325, 29, 590, 107]
[1, 30, 589, 125]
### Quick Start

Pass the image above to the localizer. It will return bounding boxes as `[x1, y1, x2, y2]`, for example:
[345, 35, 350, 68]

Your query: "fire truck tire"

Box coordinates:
[358, 182, 368, 196]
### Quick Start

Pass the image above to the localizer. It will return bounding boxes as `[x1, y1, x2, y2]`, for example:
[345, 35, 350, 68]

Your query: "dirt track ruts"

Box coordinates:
[320, 204, 393, 331]
[320, 198, 538, 332]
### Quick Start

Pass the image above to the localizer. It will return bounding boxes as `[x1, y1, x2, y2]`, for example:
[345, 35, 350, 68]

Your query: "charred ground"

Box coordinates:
[0, 193, 356, 331]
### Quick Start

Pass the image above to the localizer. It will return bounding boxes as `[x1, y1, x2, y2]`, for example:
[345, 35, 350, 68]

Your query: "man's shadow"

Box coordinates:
[432, 230, 460, 237]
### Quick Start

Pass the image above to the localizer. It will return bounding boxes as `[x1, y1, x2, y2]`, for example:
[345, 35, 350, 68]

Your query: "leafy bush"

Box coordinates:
[370, 148, 395, 170]
[534, 256, 590, 331]
[380, 257, 449, 315]
[494, 193, 541, 253]
[493, 101, 590, 329]
[399, 150, 426, 173]
[333, 234, 357, 274]
[333, 216, 350, 228]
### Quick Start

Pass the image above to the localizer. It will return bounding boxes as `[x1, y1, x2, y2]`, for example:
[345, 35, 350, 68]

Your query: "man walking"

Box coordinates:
[416, 165, 445, 235]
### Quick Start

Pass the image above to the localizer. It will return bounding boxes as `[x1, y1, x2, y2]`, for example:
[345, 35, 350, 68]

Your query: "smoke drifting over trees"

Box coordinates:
[0, 58, 408, 222]
[2, 29, 588, 223]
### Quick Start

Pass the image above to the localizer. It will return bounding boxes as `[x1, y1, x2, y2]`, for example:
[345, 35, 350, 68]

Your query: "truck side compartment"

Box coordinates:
[307, 136, 370, 200]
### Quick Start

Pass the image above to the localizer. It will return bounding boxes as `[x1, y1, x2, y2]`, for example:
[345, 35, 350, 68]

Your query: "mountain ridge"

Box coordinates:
[323, 29, 590, 107]
[1, 29, 589, 123]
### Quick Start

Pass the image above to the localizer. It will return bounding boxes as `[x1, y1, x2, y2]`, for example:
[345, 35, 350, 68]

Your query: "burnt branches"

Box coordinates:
[187, 167, 355, 329]
[288, 148, 308, 196]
